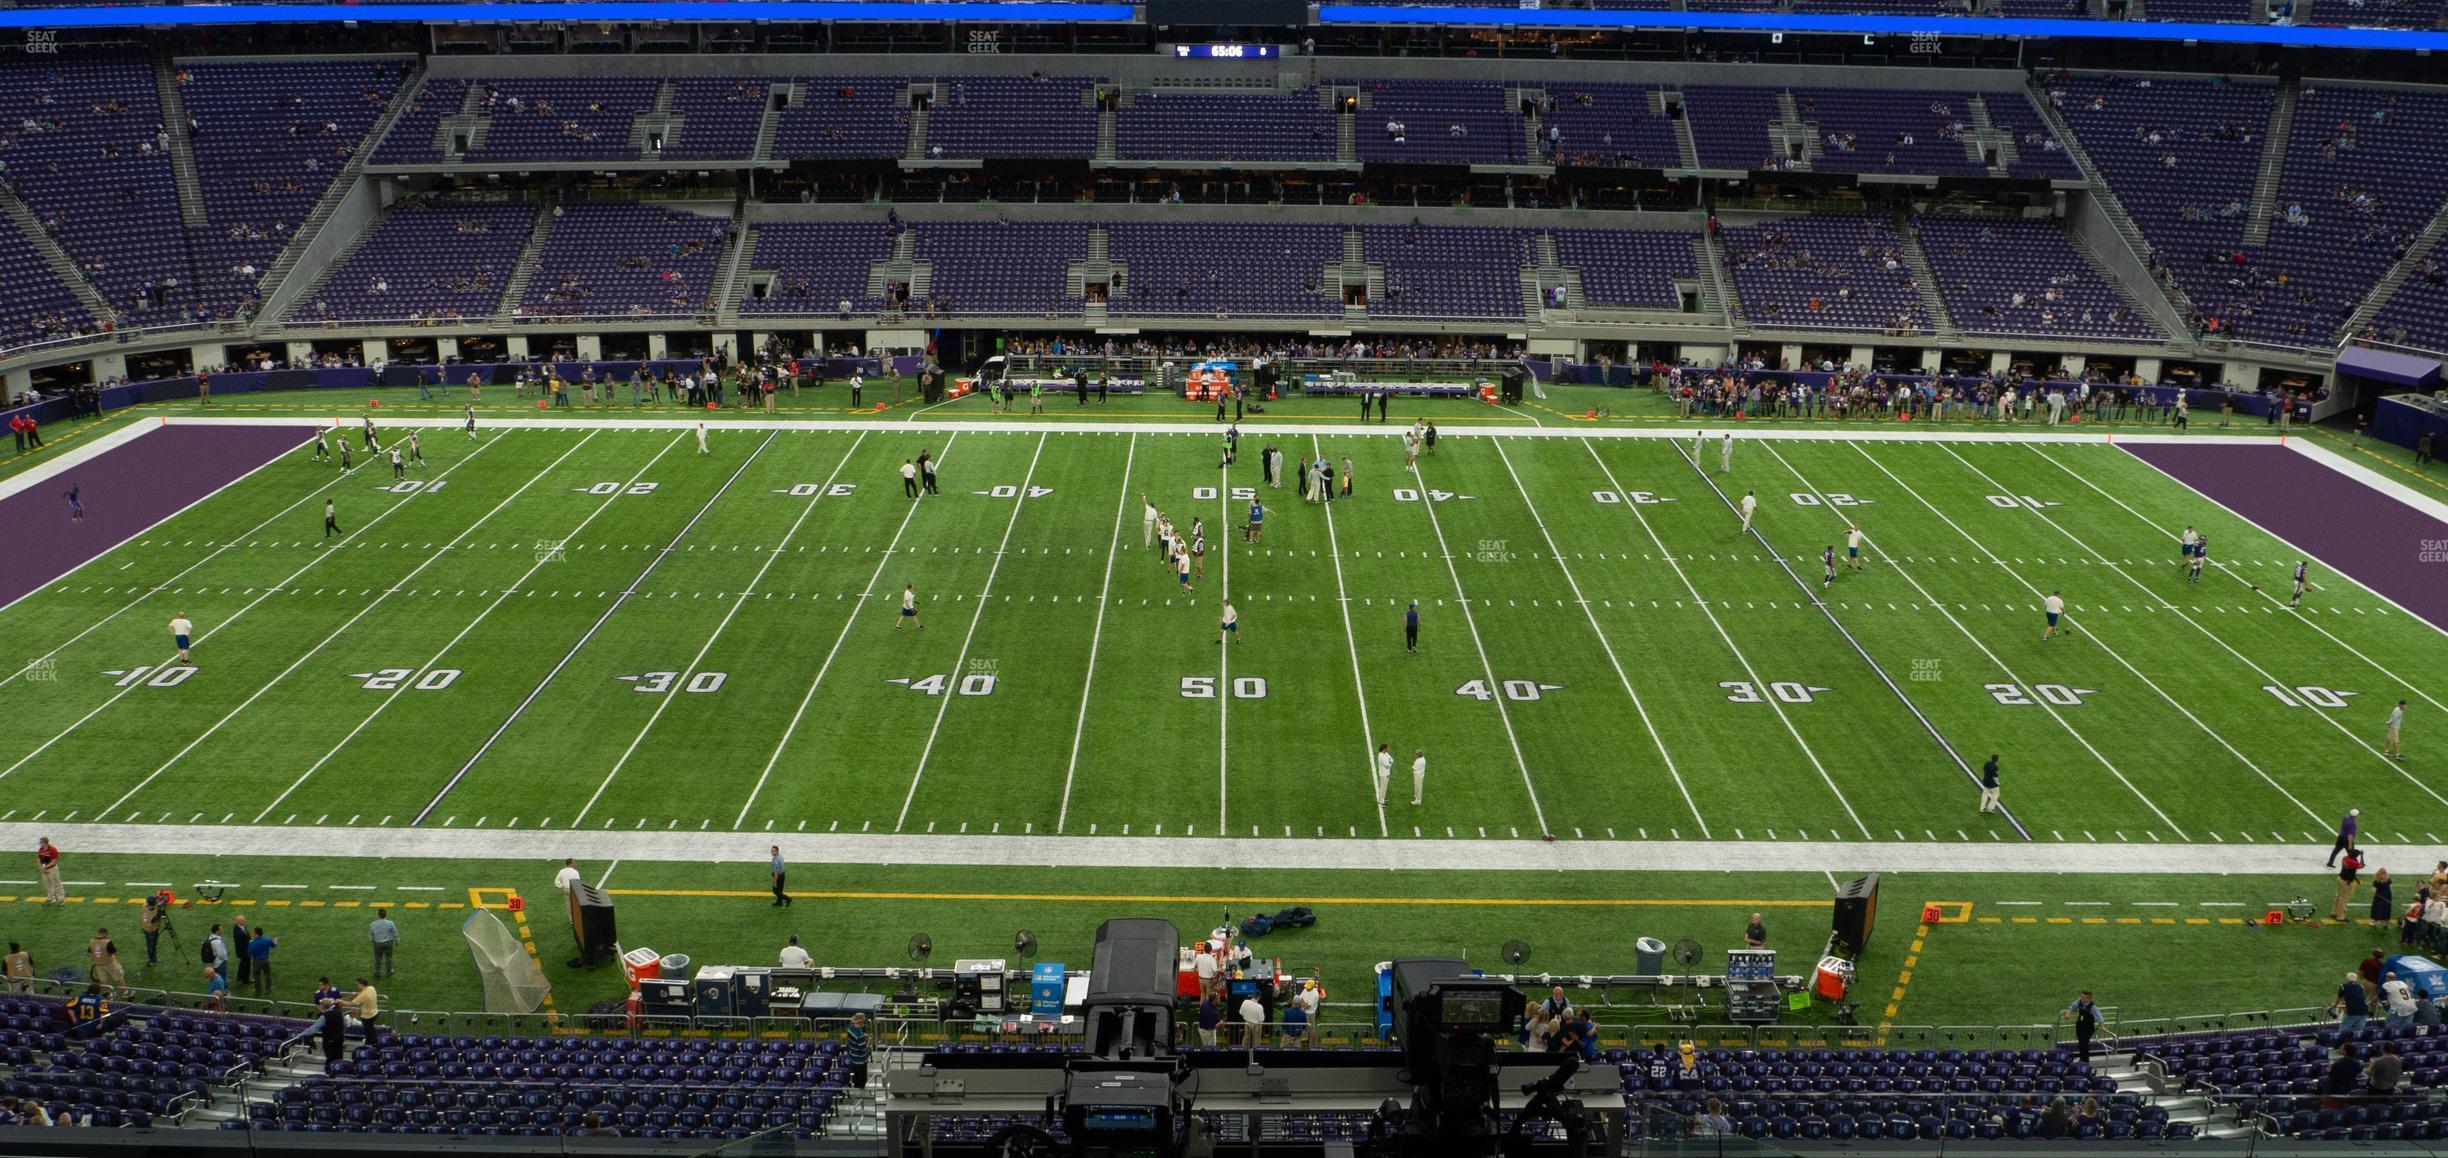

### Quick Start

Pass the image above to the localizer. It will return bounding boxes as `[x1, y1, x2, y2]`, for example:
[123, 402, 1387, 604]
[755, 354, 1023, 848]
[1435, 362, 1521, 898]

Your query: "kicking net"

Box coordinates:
[461, 908, 551, 1013]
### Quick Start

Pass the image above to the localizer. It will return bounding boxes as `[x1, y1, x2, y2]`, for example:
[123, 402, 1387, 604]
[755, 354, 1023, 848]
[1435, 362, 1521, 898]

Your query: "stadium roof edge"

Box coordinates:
[0, 0, 1131, 30]
[1320, 3, 2448, 52]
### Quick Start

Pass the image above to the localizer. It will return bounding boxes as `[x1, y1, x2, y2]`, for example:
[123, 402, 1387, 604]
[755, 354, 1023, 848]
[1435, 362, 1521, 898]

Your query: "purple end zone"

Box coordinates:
[2122, 442, 2448, 632]
[0, 424, 315, 608]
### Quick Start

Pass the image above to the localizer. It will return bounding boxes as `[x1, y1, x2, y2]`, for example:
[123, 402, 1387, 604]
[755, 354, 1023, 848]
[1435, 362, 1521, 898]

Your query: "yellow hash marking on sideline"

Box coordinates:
[600, 888, 1828, 907]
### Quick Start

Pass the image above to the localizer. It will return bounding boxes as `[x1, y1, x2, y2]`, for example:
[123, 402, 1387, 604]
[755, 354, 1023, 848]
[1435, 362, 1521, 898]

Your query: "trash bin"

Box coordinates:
[1635, 937, 1666, 977]
[659, 953, 692, 975]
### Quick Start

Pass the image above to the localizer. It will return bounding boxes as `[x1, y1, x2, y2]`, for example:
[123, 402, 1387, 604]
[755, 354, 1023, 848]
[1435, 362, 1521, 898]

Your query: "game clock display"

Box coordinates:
[1171, 43, 1282, 58]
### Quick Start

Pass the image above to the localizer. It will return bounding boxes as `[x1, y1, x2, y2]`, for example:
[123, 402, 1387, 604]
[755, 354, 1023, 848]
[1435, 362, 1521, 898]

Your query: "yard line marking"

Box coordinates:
[0, 432, 511, 789]
[1504, 440, 1706, 837]
[1602, 441, 1873, 839]
[736, 434, 964, 828]
[1688, 439, 2025, 837]
[895, 433, 1050, 832]
[1767, 442, 2164, 838]
[1944, 444, 2440, 810]
[0, 428, 332, 682]
[1879, 445, 2328, 825]
[1413, 456, 1551, 837]
[246, 432, 606, 821]
[1056, 435, 1138, 833]
[1216, 445, 1233, 834]
[413, 430, 750, 825]
[1312, 435, 1391, 839]
[569, 433, 865, 828]
[2036, 446, 2448, 717]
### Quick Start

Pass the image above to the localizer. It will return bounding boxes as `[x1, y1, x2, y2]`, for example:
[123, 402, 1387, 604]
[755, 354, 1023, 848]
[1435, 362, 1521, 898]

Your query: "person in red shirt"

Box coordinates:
[36, 838, 63, 904]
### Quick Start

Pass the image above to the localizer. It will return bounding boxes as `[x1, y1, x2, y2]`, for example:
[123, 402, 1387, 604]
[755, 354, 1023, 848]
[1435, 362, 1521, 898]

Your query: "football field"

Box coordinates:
[3, 415, 2444, 859]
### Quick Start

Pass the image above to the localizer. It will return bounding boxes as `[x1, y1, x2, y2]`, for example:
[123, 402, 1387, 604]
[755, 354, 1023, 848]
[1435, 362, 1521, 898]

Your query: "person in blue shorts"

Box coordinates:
[64, 483, 82, 524]
[168, 612, 194, 666]
[1218, 600, 1238, 646]
[895, 584, 923, 631]
[2043, 590, 2065, 640]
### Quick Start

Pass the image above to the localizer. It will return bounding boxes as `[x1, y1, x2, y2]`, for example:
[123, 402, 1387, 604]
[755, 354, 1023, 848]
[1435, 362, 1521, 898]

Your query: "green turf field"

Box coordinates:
[5, 391, 2447, 1031]
[2, 413, 2442, 846]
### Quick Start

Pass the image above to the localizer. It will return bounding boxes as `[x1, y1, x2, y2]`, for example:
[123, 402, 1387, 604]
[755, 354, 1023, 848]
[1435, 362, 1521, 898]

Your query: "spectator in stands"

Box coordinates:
[3, 942, 31, 995]
[2325, 1043, 2363, 1110]
[2332, 971, 2372, 1030]
[2368, 1042, 2406, 1097]
[2036, 1098, 2071, 1138]
[317, 992, 349, 1069]
[201, 965, 226, 1012]
[844, 1012, 870, 1089]
[2382, 972, 2419, 1028]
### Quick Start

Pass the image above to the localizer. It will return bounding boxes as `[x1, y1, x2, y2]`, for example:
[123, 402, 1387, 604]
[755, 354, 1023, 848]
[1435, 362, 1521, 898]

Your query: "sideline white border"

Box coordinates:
[0, 819, 2387, 875]
[160, 413, 2287, 444]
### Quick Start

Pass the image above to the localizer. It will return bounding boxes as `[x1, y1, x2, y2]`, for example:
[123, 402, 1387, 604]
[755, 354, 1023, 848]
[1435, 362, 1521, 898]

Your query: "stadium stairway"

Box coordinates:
[2340, 199, 2448, 339]
[2241, 81, 2298, 247]
[1672, 93, 1702, 170]
[255, 58, 424, 315]
[1697, 231, 1742, 329]
[2111, 1045, 2265, 1140]
[1897, 217, 1961, 340]
[903, 99, 930, 162]
[0, 183, 117, 327]
[155, 60, 208, 229]
[491, 199, 558, 324]
[2030, 76, 2204, 330]
[714, 221, 755, 326]
[752, 84, 786, 164]
[1965, 95, 2020, 175]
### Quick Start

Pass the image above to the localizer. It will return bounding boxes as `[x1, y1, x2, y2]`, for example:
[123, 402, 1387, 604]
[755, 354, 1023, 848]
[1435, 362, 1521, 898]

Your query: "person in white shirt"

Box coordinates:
[896, 584, 923, 631]
[1238, 993, 1267, 1047]
[1719, 433, 1732, 473]
[553, 858, 581, 895]
[1738, 491, 1757, 535]
[1142, 494, 1159, 547]
[1193, 945, 1220, 996]
[2042, 590, 2066, 641]
[1846, 524, 1866, 570]
[2178, 526, 2199, 573]
[1218, 600, 1238, 646]
[1410, 749, 1427, 805]
[778, 935, 812, 969]
[2387, 699, 2408, 761]
[1373, 743, 1394, 805]
[695, 423, 709, 456]
[168, 613, 195, 665]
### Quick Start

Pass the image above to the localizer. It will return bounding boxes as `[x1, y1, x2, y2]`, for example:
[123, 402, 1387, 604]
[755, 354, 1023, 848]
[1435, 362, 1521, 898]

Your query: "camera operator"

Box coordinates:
[138, 894, 172, 967]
